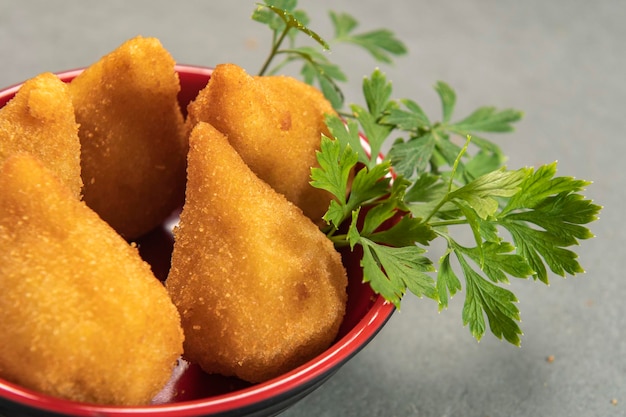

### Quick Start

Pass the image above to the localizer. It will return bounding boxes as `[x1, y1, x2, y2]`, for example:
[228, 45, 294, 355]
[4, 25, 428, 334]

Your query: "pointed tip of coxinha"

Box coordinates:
[0, 72, 82, 199]
[167, 121, 347, 383]
[0, 154, 184, 406]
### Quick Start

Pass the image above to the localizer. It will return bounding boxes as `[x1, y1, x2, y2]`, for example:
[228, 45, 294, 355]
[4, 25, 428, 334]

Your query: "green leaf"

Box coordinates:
[294, 46, 347, 81]
[505, 192, 599, 244]
[310, 135, 358, 228]
[387, 133, 437, 178]
[317, 74, 345, 110]
[325, 115, 369, 166]
[343, 30, 408, 63]
[362, 68, 395, 119]
[381, 98, 431, 132]
[448, 167, 528, 219]
[311, 135, 357, 203]
[346, 207, 362, 249]
[287, 47, 346, 108]
[502, 221, 584, 284]
[450, 106, 523, 133]
[357, 176, 411, 237]
[495, 162, 601, 283]
[324, 200, 347, 230]
[360, 201, 398, 237]
[457, 251, 522, 345]
[351, 104, 393, 168]
[404, 173, 446, 203]
[329, 10, 358, 38]
[347, 162, 392, 209]
[360, 243, 405, 308]
[258, 3, 329, 49]
[436, 250, 462, 310]
[501, 162, 591, 214]
[453, 200, 488, 257]
[462, 147, 507, 182]
[360, 238, 436, 308]
[459, 242, 535, 284]
[369, 215, 437, 246]
[330, 11, 408, 64]
[435, 81, 456, 124]
[252, 0, 299, 30]
[431, 131, 463, 169]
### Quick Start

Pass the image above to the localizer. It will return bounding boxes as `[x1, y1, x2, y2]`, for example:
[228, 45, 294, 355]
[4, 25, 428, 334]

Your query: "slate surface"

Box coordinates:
[1, 1, 624, 416]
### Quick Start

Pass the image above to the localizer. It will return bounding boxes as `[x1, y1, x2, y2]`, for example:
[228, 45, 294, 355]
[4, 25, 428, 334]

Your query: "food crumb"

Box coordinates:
[611, 398, 618, 406]
[546, 355, 555, 363]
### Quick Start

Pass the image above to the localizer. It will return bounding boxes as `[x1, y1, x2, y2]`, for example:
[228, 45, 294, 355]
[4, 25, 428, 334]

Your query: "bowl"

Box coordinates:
[0, 65, 395, 417]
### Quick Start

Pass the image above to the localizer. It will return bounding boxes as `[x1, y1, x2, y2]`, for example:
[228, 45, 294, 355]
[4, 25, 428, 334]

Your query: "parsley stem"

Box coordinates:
[258, 25, 290, 76]
[421, 196, 450, 224]
[429, 219, 468, 228]
[327, 233, 350, 247]
[422, 136, 471, 223]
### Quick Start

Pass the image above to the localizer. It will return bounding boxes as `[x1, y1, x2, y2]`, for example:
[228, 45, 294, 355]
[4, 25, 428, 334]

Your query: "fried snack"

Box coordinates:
[166, 122, 347, 383]
[0, 154, 184, 406]
[70, 36, 187, 239]
[186, 63, 335, 223]
[0, 72, 82, 199]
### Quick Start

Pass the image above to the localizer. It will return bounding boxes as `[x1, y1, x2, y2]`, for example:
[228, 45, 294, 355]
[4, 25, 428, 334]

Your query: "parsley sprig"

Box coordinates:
[253, 1, 601, 345]
[252, 0, 407, 109]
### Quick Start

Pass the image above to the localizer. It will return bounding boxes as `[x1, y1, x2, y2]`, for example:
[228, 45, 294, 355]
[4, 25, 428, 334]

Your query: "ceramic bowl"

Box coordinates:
[0, 65, 395, 417]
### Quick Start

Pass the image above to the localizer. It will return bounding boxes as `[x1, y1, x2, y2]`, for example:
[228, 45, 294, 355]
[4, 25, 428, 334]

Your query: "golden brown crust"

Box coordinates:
[0, 72, 82, 199]
[70, 36, 188, 239]
[186, 63, 335, 223]
[166, 122, 347, 383]
[0, 154, 184, 405]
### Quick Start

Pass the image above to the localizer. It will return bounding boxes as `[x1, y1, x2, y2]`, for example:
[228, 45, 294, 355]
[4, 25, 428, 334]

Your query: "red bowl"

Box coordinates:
[0, 65, 395, 417]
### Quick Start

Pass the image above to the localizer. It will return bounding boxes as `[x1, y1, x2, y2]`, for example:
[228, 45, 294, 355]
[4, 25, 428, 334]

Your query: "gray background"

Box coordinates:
[1, 1, 624, 416]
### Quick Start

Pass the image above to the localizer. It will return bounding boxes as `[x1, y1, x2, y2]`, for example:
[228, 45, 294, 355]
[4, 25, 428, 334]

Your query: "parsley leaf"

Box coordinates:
[457, 251, 522, 345]
[330, 11, 408, 63]
[382, 78, 522, 183]
[496, 163, 601, 283]
[358, 237, 436, 308]
[310, 135, 358, 229]
[436, 251, 462, 310]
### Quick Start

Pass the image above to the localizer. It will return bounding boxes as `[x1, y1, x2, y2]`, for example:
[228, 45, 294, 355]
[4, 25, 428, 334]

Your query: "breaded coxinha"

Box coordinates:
[186, 63, 335, 223]
[0, 72, 82, 199]
[70, 36, 188, 239]
[0, 154, 184, 406]
[166, 122, 347, 383]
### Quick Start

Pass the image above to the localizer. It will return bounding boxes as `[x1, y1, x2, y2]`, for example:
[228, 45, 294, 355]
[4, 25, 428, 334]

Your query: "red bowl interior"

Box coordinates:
[0, 65, 394, 417]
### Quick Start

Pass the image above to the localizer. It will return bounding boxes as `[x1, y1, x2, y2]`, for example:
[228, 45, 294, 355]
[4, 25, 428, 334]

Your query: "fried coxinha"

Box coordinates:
[166, 122, 347, 383]
[0, 72, 82, 199]
[0, 154, 184, 405]
[70, 36, 188, 240]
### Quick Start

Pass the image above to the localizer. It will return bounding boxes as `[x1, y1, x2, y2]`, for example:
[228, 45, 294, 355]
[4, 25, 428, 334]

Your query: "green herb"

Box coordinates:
[252, 0, 407, 109]
[254, 1, 601, 345]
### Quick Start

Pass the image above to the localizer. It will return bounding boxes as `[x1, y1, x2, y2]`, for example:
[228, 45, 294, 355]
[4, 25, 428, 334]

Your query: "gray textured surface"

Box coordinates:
[1, 1, 624, 416]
